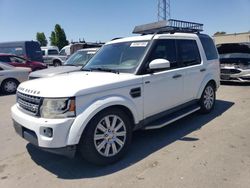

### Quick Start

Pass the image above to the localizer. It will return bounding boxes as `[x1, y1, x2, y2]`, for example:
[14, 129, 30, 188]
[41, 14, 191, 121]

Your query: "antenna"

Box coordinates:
[157, 0, 171, 21]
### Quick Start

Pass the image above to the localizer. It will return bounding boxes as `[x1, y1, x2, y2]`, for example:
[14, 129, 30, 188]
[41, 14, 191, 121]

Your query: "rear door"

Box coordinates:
[176, 39, 204, 102]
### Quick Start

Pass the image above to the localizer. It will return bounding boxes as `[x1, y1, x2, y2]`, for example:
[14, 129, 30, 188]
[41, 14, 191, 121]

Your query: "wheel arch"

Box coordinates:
[66, 96, 140, 145]
[197, 73, 218, 99]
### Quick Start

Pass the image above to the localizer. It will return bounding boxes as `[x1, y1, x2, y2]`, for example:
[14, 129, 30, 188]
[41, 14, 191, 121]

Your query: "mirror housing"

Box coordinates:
[149, 59, 170, 70]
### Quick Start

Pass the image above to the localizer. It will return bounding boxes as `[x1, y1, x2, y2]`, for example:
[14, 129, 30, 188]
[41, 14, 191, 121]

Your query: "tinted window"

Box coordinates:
[42, 50, 45, 56]
[0, 56, 11, 62]
[177, 40, 201, 66]
[48, 49, 59, 55]
[148, 39, 177, 69]
[199, 35, 218, 60]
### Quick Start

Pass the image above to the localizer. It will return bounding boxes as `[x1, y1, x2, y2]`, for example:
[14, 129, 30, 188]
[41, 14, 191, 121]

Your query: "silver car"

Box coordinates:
[0, 62, 30, 94]
[29, 48, 99, 80]
[218, 43, 250, 82]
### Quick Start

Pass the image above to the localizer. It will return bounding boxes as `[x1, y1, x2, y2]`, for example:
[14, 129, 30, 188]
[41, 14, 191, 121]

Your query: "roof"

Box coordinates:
[106, 32, 201, 45]
[213, 32, 250, 37]
[78, 48, 100, 52]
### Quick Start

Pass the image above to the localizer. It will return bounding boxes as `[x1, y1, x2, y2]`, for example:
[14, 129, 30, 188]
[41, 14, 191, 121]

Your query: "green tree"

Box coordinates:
[36, 32, 48, 46]
[50, 31, 57, 46]
[49, 24, 69, 50]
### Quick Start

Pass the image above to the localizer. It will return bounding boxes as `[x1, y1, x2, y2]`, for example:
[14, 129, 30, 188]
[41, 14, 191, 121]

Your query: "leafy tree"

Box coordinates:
[36, 32, 48, 46]
[49, 24, 69, 50]
[214, 31, 227, 36]
[50, 31, 57, 46]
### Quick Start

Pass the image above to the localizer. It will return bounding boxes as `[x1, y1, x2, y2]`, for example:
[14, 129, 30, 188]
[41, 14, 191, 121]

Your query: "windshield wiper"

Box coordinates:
[82, 67, 119, 74]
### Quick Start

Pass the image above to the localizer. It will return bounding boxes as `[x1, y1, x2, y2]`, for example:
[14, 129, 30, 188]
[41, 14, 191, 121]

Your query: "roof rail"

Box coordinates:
[133, 19, 203, 35]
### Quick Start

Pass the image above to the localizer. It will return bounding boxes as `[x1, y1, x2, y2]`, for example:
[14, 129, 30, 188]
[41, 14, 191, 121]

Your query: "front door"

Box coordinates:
[142, 39, 184, 119]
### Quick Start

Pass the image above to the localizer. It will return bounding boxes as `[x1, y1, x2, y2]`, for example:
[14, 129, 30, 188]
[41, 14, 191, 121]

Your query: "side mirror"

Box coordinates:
[149, 59, 170, 70]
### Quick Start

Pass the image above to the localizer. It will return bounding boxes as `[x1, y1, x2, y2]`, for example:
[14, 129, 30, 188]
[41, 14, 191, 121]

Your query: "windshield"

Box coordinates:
[64, 50, 96, 66]
[84, 41, 149, 73]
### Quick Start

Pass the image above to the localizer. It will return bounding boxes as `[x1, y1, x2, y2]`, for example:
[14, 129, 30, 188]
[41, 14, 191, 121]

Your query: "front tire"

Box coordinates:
[199, 82, 216, 114]
[79, 108, 132, 165]
[1, 79, 19, 94]
[53, 60, 61, 67]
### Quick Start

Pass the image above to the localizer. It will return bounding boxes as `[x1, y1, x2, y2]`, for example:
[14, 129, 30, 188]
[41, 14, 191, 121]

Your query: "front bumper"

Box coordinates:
[11, 105, 76, 157]
[220, 68, 250, 82]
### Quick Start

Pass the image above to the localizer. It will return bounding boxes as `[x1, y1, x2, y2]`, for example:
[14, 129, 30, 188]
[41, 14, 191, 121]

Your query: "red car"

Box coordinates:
[0, 54, 47, 71]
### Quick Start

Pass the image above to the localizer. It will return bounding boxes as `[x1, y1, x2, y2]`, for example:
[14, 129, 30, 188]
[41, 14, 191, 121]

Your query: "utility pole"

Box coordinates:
[157, 0, 171, 21]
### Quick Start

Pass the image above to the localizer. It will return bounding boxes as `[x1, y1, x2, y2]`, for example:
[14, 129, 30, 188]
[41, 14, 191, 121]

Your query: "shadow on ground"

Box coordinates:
[27, 100, 234, 179]
[221, 81, 250, 86]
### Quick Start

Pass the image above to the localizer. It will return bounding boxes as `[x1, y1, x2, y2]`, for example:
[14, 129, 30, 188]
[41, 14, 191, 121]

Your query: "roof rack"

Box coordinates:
[133, 19, 203, 35]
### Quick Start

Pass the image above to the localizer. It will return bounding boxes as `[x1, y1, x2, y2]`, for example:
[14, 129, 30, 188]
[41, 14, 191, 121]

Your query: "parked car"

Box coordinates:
[217, 43, 250, 82]
[11, 20, 220, 165]
[59, 42, 103, 57]
[29, 48, 99, 79]
[0, 54, 47, 71]
[41, 46, 67, 67]
[0, 62, 30, 94]
[0, 41, 43, 62]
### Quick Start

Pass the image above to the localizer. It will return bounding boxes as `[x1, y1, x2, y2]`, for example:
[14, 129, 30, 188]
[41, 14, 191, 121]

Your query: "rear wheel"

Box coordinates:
[199, 82, 216, 114]
[1, 79, 19, 94]
[79, 108, 132, 165]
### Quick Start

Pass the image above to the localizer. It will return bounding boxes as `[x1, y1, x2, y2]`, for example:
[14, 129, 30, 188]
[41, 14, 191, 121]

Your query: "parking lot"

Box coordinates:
[0, 84, 250, 188]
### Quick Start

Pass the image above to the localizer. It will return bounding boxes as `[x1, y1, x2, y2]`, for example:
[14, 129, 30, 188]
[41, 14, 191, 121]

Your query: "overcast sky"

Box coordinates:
[0, 0, 249, 43]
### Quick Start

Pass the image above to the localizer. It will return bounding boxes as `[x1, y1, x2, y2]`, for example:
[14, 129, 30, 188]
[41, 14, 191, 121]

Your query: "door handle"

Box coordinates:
[200, 68, 206, 72]
[172, 74, 182, 79]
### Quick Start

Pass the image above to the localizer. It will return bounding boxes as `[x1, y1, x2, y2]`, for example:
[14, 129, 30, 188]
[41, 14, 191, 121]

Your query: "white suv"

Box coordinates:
[11, 20, 220, 165]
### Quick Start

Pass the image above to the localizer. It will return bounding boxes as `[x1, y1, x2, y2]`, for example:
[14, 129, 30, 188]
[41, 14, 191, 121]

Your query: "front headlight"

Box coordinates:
[40, 97, 76, 119]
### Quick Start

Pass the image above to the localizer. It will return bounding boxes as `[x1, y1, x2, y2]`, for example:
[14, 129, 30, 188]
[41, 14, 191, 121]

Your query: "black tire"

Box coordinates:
[79, 108, 133, 165]
[199, 82, 216, 114]
[1, 79, 19, 95]
[53, 60, 61, 67]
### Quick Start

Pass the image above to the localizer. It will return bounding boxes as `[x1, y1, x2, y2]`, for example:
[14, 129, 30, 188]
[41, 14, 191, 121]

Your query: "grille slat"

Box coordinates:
[221, 69, 241, 74]
[17, 92, 42, 116]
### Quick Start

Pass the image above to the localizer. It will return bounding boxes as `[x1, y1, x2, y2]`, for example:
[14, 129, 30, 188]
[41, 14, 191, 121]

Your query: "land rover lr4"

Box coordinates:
[11, 20, 220, 165]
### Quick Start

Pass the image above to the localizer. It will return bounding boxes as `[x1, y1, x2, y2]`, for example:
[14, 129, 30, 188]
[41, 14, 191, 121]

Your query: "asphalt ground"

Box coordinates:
[0, 83, 250, 188]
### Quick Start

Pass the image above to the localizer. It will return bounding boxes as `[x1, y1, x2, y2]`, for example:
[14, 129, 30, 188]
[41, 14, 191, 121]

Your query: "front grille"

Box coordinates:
[17, 92, 42, 116]
[221, 69, 241, 74]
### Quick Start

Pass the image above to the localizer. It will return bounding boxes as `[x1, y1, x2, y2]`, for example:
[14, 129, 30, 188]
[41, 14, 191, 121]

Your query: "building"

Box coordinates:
[213, 32, 250, 45]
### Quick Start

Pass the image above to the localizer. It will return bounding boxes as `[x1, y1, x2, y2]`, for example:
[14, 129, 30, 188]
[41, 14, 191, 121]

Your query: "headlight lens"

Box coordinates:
[40, 98, 75, 118]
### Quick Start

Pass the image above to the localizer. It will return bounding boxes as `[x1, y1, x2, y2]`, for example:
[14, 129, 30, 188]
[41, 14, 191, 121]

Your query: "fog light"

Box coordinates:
[42, 127, 53, 138]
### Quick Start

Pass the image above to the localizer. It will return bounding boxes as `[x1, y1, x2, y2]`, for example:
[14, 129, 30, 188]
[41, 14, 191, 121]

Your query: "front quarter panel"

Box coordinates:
[67, 93, 142, 145]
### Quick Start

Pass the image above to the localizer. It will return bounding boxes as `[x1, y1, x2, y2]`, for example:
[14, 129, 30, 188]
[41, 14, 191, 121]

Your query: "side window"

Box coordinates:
[59, 49, 66, 56]
[177, 40, 201, 67]
[42, 50, 45, 56]
[0, 56, 11, 62]
[199, 35, 218, 60]
[10, 56, 25, 64]
[48, 49, 59, 55]
[148, 39, 177, 69]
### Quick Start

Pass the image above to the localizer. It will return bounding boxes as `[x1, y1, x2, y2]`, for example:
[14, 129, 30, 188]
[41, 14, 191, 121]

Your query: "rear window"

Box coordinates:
[0, 56, 11, 62]
[199, 35, 218, 60]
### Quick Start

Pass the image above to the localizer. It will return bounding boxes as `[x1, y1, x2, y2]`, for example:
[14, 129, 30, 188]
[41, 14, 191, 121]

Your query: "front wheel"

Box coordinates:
[199, 83, 216, 114]
[79, 108, 132, 165]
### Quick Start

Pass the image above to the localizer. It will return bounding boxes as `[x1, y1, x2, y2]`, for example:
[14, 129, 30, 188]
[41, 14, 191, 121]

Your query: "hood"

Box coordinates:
[18, 71, 142, 98]
[29, 66, 81, 78]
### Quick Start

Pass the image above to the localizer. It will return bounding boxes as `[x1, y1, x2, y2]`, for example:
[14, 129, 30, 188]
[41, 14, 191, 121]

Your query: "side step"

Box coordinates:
[144, 104, 201, 130]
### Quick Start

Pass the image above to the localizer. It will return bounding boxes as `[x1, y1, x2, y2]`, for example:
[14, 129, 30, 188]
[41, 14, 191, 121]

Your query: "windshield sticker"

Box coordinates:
[130, 42, 148, 47]
[87, 52, 96, 54]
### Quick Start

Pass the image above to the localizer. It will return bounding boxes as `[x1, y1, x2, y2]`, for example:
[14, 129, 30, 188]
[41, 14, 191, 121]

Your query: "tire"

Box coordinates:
[199, 82, 216, 114]
[79, 108, 133, 165]
[1, 79, 19, 95]
[53, 60, 61, 67]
